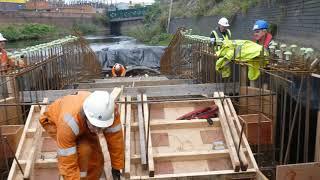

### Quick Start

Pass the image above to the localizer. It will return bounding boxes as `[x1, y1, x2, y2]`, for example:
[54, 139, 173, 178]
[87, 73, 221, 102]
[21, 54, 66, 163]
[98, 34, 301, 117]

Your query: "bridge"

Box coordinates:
[107, 7, 148, 35]
[107, 7, 147, 22]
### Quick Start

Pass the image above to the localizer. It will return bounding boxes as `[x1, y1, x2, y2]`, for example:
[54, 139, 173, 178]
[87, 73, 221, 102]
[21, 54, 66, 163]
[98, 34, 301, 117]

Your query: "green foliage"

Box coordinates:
[128, 0, 261, 45]
[72, 22, 98, 35]
[127, 1, 170, 45]
[126, 25, 172, 46]
[0, 23, 56, 41]
[93, 14, 110, 25]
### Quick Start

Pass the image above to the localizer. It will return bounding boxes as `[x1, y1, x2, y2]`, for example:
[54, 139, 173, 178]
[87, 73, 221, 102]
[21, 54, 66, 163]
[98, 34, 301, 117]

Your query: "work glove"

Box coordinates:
[111, 168, 121, 180]
[209, 38, 216, 47]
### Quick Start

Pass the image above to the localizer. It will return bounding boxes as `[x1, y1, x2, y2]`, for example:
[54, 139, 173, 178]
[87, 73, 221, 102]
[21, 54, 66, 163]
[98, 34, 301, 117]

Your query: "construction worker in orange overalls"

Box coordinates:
[0, 33, 14, 72]
[0, 33, 25, 73]
[111, 63, 126, 77]
[40, 91, 124, 180]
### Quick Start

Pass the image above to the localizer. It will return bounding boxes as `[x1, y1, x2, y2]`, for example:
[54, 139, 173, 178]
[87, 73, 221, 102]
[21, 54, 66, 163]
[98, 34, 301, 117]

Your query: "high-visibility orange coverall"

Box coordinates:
[39, 91, 124, 180]
[111, 65, 126, 77]
[0, 49, 14, 72]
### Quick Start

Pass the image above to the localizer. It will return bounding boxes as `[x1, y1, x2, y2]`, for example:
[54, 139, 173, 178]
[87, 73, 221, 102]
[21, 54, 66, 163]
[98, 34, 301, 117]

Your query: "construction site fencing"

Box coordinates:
[160, 29, 319, 179]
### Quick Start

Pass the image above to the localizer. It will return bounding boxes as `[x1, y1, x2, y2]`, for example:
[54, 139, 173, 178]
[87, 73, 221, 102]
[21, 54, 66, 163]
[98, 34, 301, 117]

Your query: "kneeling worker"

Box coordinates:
[112, 63, 126, 77]
[40, 91, 124, 180]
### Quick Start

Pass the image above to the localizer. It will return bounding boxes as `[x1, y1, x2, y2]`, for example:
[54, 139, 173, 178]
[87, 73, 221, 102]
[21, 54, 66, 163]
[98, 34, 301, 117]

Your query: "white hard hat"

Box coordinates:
[218, 17, 230, 27]
[114, 63, 121, 71]
[0, 33, 7, 41]
[83, 91, 114, 128]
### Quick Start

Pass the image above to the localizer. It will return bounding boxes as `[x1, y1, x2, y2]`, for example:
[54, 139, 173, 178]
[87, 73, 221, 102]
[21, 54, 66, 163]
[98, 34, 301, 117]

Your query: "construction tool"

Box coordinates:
[176, 105, 219, 120]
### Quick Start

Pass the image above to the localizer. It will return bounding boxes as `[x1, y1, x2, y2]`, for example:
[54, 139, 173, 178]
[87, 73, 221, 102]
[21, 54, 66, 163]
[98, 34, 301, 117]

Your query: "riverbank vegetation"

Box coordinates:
[0, 23, 56, 41]
[0, 14, 108, 41]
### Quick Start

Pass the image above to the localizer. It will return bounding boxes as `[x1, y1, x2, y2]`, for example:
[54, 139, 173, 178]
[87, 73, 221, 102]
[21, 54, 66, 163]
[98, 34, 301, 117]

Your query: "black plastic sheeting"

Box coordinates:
[95, 41, 165, 70]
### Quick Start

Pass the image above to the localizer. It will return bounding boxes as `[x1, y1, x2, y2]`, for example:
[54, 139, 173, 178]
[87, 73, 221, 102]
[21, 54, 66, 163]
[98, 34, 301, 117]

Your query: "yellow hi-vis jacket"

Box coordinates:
[215, 40, 268, 80]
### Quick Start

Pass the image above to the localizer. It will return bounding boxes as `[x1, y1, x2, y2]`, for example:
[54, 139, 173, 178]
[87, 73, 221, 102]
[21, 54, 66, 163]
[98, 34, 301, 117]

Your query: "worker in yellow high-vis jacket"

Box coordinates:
[210, 17, 232, 47]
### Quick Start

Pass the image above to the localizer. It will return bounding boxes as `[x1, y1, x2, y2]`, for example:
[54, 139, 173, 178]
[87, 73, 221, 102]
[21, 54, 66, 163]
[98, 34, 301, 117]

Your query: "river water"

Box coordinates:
[7, 35, 165, 71]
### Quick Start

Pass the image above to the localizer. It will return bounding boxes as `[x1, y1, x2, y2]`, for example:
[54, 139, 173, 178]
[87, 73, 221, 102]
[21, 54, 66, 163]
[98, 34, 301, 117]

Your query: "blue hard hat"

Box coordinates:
[253, 20, 269, 30]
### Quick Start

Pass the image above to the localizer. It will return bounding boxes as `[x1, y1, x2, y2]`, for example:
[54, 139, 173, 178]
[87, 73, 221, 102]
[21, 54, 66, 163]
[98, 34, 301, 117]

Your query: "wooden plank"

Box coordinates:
[21, 83, 239, 103]
[23, 98, 48, 180]
[131, 150, 232, 163]
[93, 76, 168, 83]
[98, 133, 112, 179]
[142, 94, 155, 177]
[120, 96, 126, 137]
[96, 87, 123, 179]
[219, 92, 248, 171]
[276, 162, 320, 180]
[225, 97, 259, 169]
[7, 105, 36, 180]
[130, 169, 257, 180]
[131, 118, 220, 131]
[137, 95, 147, 167]
[124, 96, 132, 178]
[256, 170, 268, 180]
[213, 92, 241, 172]
[110, 87, 122, 101]
[75, 79, 194, 89]
[19, 159, 58, 169]
[316, 110, 320, 161]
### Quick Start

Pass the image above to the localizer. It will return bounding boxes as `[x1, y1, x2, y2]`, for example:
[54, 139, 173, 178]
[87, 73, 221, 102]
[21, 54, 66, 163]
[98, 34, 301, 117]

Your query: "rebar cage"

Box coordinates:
[0, 36, 102, 178]
[160, 29, 319, 179]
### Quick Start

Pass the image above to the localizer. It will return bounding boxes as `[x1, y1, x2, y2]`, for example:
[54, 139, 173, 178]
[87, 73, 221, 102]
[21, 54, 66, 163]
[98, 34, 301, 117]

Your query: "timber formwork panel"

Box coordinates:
[125, 94, 259, 179]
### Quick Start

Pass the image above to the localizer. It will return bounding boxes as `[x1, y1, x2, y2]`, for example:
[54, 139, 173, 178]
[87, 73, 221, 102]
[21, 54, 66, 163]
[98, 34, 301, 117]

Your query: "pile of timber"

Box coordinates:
[7, 87, 266, 179]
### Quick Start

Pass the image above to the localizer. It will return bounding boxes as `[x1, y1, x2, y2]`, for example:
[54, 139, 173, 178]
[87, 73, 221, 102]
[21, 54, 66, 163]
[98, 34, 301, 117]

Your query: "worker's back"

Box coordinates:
[44, 91, 89, 123]
[40, 91, 91, 140]
[112, 64, 126, 77]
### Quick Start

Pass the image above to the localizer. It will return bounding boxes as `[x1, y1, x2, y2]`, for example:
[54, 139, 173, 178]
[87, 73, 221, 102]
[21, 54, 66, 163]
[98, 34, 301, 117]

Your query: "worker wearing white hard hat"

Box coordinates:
[210, 17, 232, 47]
[39, 90, 124, 180]
[112, 63, 126, 77]
[0, 33, 10, 71]
[0, 33, 25, 72]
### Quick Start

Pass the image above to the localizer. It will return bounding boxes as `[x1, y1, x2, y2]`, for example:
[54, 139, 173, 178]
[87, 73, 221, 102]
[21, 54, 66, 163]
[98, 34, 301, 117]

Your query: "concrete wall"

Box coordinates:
[169, 0, 320, 51]
[110, 19, 143, 35]
[0, 11, 104, 29]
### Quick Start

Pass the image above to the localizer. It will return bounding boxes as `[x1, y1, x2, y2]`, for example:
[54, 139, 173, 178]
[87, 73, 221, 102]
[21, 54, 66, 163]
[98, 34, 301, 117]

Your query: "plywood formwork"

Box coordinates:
[125, 93, 261, 179]
[8, 91, 263, 180]
[239, 87, 276, 120]
[276, 162, 320, 180]
[0, 125, 23, 160]
[0, 97, 22, 125]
